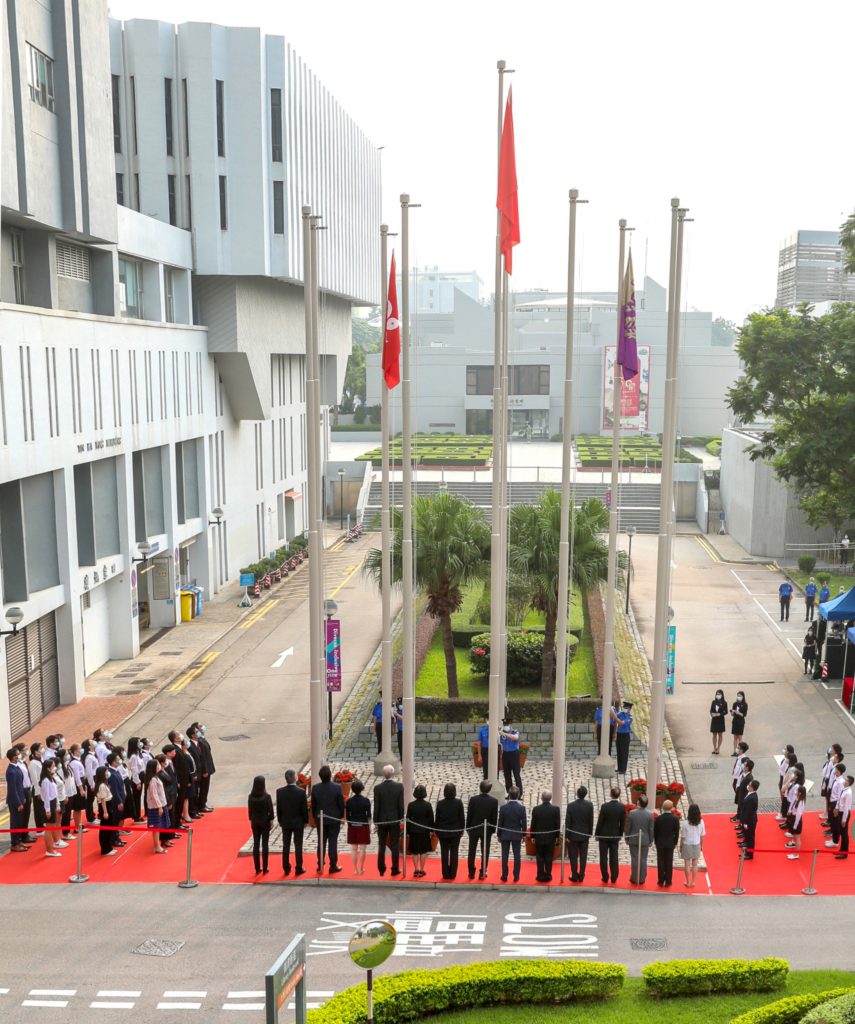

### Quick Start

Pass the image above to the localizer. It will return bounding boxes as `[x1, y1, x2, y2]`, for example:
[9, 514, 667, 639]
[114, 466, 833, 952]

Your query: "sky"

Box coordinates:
[107, 0, 854, 322]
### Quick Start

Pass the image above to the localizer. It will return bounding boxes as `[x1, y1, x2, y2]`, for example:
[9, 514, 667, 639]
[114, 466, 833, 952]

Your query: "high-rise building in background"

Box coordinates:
[775, 229, 855, 307]
[0, 4, 378, 745]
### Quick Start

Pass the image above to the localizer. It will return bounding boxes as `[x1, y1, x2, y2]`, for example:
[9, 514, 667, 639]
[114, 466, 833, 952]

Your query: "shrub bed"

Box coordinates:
[802, 993, 855, 1024]
[239, 535, 308, 579]
[641, 957, 788, 997]
[357, 434, 493, 467]
[416, 697, 596, 723]
[469, 631, 553, 686]
[307, 960, 625, 1024]
[732, 988, 855, 1024]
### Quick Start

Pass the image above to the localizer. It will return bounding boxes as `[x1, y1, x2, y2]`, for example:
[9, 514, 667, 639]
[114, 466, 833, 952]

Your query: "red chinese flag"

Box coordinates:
[382, 252, 401, 389]
[496, 88, 520, 274]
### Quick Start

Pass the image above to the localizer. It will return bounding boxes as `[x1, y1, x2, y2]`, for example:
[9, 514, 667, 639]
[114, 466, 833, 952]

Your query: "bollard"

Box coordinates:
[729, 847, 747, 895]
[177, 827, 198, 889]
[68, 822, 89, 884]
[402, 817, 408, 879]
[802, 848, 819, 895]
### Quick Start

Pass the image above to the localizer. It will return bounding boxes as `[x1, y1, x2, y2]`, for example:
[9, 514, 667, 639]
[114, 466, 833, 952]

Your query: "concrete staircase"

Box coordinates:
[365, 480, 661, 533]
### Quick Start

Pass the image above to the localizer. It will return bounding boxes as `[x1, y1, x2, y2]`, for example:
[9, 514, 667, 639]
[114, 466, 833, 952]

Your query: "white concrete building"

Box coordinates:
[775, 229, 855, 308]
[366, 276, 740, 439]
[0, 2, 378, 744]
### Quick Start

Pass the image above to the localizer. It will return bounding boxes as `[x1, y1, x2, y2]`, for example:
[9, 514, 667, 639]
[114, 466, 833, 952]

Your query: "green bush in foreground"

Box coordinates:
[642, 957, 789, 997]
[732, 988, 855, 1024]
[801, 993, 855, 1024]
[307, 960, 625, 1024]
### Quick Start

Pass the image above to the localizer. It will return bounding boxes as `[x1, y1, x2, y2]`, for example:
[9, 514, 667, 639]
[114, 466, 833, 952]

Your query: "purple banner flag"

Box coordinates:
[617, 250, 638, 380]
[325, 619, 342, 692]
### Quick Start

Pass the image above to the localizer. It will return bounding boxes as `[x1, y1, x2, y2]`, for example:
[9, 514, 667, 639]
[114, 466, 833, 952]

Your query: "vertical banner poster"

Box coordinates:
[665, 625, 676, 695]
[602, 345, 650, 431]
[325, 619, 342, 692]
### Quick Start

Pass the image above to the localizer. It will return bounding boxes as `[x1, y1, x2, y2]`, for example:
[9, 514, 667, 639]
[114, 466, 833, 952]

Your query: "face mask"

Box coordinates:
[715, 694, 722, 701]
[63, 755, 70, 764]
[104, 732, 112, 740]
[828, 748, 833, 756]
[201, 726, 207, 734]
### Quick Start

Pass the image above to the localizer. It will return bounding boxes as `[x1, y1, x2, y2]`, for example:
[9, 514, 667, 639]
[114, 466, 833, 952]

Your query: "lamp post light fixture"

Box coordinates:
[132, 540, 152, 565]
[337, 469, 345, 531]
[324, 598, 338, 740]
[625, 525, 637, 614]
[0, 607, 24, 636]
[208, 506, 224, 527]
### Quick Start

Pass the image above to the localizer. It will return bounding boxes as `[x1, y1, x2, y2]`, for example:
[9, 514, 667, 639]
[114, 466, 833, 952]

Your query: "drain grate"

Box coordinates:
[159, 651, 184, 657]
[690, 762, 718, 770]
[117, 690, 138, 697]
[630, 937, 668, 951]
[220, 734, 251, 742]
[132, 938, 185, 958]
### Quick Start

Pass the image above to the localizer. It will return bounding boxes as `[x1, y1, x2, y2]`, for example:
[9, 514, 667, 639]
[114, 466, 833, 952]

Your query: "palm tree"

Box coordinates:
[510, 492, 609, 698]
[365, 490, 490, 698]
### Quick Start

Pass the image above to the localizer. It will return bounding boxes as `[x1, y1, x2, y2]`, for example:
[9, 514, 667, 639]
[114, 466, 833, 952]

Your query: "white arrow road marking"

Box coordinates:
[271, 647, 295, 668]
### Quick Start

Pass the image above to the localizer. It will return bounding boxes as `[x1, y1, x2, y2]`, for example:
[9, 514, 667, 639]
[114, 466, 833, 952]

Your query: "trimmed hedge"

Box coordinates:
[306, 960, 625, 1024]
[802, 993, 855, 1024]
[453, 623, 582, 649]
[416, 697, 597, 723]
[642, 957, 789, 997]
[732, 988, 855, 1024]
[469, 631, 551, 686]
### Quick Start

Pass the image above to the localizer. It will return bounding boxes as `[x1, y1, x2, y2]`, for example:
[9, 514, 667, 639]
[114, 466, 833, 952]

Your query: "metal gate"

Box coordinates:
[7, 612, 60, 739]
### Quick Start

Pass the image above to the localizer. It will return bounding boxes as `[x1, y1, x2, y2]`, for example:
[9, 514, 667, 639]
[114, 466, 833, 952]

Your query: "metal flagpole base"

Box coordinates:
[373, 751, 400, 776]
[490, 779, 507, 802]
[591, 754, 616, 778]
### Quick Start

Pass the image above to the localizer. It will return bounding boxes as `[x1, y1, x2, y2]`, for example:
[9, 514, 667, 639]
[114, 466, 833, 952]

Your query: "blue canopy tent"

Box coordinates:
[819, 587, 855, 702]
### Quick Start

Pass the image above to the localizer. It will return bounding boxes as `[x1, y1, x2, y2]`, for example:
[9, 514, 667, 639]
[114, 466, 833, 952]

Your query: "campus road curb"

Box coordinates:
[252, 877, 705, 896]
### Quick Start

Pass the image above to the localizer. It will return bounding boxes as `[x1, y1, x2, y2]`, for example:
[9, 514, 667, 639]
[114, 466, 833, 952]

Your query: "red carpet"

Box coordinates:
[1, 809, 851, 896]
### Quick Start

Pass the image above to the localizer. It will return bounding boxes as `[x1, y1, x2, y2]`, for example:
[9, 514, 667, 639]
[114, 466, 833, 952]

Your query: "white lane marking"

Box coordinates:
[29, 990, 77, 996]
[163, 991, 207, 997]
[157, 1002, 202, 1010]
[222, 1005, 265, 1012]
[22, 1000, 70, 1008]
[227, 992, 265, 998]
[91, 1002, 136, 1010]
[97, 990, 141, 997]
[0, 988, 9, 994]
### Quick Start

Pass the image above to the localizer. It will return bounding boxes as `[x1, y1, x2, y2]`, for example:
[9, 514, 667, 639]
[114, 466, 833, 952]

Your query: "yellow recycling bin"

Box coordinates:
[180, 591, 195, 622]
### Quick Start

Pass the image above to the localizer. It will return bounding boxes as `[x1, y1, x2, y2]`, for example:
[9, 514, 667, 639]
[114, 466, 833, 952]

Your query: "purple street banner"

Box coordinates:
[325, 619, 342, 692]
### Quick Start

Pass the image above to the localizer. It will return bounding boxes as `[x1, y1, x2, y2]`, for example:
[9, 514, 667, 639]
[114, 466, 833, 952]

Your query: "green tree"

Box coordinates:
[841, 209, 855, 275]
[509, 493, 608, 698]
[365, 492, 490, 698]
[711, 316, 738, 348]
[726, 304, 855, 530]
[341, 343, 366, 410]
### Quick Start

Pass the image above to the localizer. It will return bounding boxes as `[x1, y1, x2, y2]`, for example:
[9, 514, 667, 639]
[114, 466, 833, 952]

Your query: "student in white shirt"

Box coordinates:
[127, 737, 145, 822]
[94, 729, 112, 767]
[28, 743, 46, 833]
[67, 746, 88, 837]
[82, 740, 99, 825]
[827, 765, 847, 847]
[834, 775, 853, 860]
[680, 803, 706, 888]
[39, 760, 67, 857]
[15, 745, 34, 843]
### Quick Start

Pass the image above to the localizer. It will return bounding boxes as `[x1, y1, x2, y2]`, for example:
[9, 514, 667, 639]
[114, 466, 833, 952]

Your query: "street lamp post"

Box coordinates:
[324, 598, 338, 740]
[338, 469, 345, 531]
[0, 607, 24, 637]
[625, 525, 637, 614]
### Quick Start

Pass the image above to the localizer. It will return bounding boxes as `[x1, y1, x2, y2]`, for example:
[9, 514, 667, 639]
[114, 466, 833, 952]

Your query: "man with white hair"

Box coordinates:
[373, 764, 404, 877]
[530, 790, 560, 882]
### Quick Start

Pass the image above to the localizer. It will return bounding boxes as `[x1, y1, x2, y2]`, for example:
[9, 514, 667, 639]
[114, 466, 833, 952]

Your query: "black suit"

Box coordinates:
[739, 790, 758, 859]
[373, 778, 405, 874]
[196, 735, 215, 809]
[565, 797, 594, 882]
[435, 797, 465, 879]
[310, 781, 344, 870]
[276, 784, 309, 873]
[595, 799, 626, 883]
[530, 802, 561, 881]
[465, 792, 499, 878]
[735, 771, 753, 815]
[160, 761, 178, 840]
[653, 811, 681, 885]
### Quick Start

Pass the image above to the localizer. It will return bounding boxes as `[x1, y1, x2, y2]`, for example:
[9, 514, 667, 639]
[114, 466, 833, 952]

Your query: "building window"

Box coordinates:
[510, 364, 550, 395]
[165, 268, 176, 323]
[10, 231, 25, 304]
[130, 76, 138, 154]
[466, 365, 494, 396]
[56, 242, 90, 281]
[218, 176, 228, 229]
[185, 175, 192, 230]
[215, 79, 225, 157]
[273, 180, 284, 235]
[118, 257, 143, 319]
[167, 174, 177, 225]
[181, 78, 189, 156]
[116, 172, 125, 206]
[164, 77, 174, 156]
[270, 88, 283, 162]
[111, 75, 122, 152]
[27, 44, 55, 112]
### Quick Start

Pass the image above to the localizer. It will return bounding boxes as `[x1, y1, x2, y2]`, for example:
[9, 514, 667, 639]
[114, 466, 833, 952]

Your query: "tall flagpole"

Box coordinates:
[375, 224, 398, 773]
[648, 200, 687, 788]
[303, 205, 326, 781]
[593, 218, 627, 777]
[552, 188, 585, 800]
[489, 60, 510, 792]
[400, 193, 416, 797]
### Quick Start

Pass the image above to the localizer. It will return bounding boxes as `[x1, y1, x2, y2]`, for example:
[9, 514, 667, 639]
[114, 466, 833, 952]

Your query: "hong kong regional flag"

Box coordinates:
[383, 252, 401, 389]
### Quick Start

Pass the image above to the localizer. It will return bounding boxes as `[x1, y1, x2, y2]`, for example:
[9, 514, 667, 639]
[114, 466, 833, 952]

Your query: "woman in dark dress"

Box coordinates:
[406, 784, 435, 877]
[730, 691, 748, 755]
[247, 775, 274, 875]
[434, 782, 465, 880]
[802, 628, 818, 675]
[709, 689, 728, 755]
[345, 778, 372, 876]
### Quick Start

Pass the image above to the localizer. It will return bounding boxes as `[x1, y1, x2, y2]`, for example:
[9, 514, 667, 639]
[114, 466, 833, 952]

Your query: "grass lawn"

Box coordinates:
[790, 570, 855, 596]
[421, 971, 855, 1024]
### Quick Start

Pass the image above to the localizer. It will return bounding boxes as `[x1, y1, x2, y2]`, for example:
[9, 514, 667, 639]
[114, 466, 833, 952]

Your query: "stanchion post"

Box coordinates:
[729, 847, 747, 895]
[177, 826, 198, 889]
[482, 818, 488, 879]
[560, 816, 566, 884]
[319, 811, 325, 872]
[802, 848, 819, 896]
[402, 816, 408, 879]
[68, 821, 89, 884]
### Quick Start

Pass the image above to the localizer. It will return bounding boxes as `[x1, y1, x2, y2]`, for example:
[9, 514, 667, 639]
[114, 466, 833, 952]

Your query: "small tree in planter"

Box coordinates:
[296, 772, 311, 790]
[333, 769, 355, 800]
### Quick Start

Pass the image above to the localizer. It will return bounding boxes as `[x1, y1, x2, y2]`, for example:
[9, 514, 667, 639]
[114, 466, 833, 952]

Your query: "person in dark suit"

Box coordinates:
[168, 731, 192, 825]
[158, 748, 179, 845]
[734, 758, 754, 823]
[565, 785, 594, 883]
[738, 780, 759, 860]
[466, 780, 499, 879]
[373, 764, 404, 876]
[406, 785, 435, 877]
[530, 790, 560, 882]
[595, 786, 626, 884]
[625, 793, 654, 885]
[106, 752, 126, 848]
[310, 765, 345, 873]
[6, 748, 29, 853]
[190, 722, 216, 812]
[497, 788, 527, 882]
[247, 775, 274, 874]
[653, 799, 681, 885]
[434, 782, 465, 880]
[276, 769, 309, 876]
